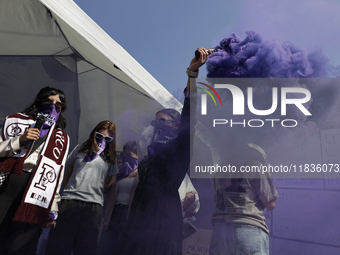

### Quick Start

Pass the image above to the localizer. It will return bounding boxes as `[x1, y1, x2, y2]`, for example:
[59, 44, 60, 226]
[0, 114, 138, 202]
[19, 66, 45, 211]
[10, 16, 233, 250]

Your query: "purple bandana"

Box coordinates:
[83, 137, 107, 162]
[37, 104, 60, 137]
[116, 154, 138, 181]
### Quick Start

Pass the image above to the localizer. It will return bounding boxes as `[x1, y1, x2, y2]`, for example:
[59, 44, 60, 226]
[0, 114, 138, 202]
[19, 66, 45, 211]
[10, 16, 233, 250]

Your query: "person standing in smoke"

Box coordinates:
[98, 141, 139, 255]
[45, 120, 117, 255]
[0, 87, 69, 255]
[210, 144, 279, 255]
[203, 30, 327, 255]
[114, 48, 210, 255]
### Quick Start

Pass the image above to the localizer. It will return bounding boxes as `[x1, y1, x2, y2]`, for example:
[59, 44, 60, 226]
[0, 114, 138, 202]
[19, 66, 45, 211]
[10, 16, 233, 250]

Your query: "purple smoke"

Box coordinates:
[202, 31, 340, 134]
[206, 31, 328, 78]
[196, 31, 340, 168]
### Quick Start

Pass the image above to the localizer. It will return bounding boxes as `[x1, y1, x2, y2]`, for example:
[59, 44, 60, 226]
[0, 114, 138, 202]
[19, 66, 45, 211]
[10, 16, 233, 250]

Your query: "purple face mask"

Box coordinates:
[37, 104, 60, 137]
[116, 153, 138, 181]
[83, 136, 107, 162]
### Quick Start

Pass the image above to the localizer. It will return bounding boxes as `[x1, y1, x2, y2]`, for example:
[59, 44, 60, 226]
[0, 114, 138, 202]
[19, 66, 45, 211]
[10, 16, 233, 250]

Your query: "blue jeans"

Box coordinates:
[209, 222, 269, 255]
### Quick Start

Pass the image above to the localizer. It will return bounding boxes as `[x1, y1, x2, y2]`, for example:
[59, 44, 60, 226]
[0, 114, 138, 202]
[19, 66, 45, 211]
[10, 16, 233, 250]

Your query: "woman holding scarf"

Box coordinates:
[0, 87, 69, 255]
[45, 120, 118, 255]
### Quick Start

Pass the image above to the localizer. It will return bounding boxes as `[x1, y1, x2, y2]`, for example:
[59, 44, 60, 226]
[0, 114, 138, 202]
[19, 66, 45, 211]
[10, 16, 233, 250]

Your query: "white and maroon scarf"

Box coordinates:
[0, 113, 35, 174]
[0, 113, 69, 226]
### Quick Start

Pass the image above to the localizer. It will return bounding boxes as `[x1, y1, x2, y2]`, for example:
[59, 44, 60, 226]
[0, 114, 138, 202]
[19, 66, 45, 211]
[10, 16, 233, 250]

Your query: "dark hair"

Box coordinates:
[156, 108, 181, 123]
[123, 141, 138, 155]
[78, 120, 116, 165]
[24, 87, 67, 129]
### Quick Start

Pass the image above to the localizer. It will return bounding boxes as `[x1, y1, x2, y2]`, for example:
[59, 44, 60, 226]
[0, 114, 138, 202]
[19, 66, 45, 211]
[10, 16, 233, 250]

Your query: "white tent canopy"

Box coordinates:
[0, 0, 182, 149]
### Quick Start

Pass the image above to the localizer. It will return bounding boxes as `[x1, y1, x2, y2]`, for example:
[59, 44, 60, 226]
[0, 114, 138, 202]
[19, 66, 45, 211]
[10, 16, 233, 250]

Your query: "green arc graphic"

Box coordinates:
[198, 87, 217, 106]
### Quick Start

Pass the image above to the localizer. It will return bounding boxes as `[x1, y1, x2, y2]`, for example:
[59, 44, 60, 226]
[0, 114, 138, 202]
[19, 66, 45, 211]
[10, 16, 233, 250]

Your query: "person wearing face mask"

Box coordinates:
[97, 141, 138, 255]
[114, 48, 211, 255]
[115, 141, 138, 182]
[45, 120, 118, 255]
[0, 87, 69, 255]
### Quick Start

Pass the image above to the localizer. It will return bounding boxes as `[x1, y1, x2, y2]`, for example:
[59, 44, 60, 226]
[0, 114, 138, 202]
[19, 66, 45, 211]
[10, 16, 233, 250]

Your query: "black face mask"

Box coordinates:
[150, 119, 179, 144]
[147, 119, 179, 156]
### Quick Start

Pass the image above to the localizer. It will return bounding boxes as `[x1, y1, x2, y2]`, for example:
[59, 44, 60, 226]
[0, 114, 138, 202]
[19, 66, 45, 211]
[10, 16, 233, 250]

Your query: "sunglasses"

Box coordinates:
[95, 132, 114, 143]
[42, 98, 65, 112]
[151, 119, 175, 126]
